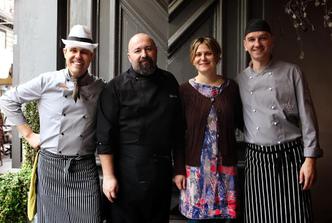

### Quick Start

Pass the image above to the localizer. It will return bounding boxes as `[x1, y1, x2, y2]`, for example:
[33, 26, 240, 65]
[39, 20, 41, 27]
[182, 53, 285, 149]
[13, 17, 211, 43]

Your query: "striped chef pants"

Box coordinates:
[37, 150, 101, 223]
[244, 138, 313, 223]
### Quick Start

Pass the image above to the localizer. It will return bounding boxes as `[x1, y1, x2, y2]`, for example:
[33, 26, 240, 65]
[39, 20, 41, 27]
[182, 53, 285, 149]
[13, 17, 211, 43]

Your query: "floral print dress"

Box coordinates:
[179, 78, 237, 220]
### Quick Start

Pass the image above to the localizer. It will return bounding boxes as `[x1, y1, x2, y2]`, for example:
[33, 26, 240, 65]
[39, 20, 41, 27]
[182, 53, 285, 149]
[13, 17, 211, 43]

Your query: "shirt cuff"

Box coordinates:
[96, 142, 113, 154]
[5, 114, 27, 126]
[304, 147, 323, 158]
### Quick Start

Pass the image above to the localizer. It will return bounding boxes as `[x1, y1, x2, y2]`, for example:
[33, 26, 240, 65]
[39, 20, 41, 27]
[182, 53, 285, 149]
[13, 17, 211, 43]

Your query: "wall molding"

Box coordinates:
[168, 0, 216, 58]
[168, 0, 187, 22]
[155, 0, 168, 13]
[120, 0, 166, 49]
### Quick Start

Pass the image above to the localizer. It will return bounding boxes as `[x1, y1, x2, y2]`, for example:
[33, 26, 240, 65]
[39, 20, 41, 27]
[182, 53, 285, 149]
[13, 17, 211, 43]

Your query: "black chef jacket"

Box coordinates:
[96, 67, 184, 223]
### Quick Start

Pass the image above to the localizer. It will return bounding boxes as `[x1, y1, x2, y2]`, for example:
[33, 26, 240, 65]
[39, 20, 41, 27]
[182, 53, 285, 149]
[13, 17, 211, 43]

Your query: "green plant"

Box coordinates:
[0, 101, 40, 222]
[0, 166, 31, 223]
[22, 101, 40, 168]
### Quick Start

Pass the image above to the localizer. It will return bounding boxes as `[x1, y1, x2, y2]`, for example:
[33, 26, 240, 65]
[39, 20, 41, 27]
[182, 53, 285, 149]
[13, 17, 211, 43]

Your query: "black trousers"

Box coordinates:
[103, 154, 173, 223]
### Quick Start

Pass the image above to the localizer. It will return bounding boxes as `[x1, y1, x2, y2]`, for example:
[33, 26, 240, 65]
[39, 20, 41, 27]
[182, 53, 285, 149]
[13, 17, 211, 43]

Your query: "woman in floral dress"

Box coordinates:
[173, 37, 243, 223]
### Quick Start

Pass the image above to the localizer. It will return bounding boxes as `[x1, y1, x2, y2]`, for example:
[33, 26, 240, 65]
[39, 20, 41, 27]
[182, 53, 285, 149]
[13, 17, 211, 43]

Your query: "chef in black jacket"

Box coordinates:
[96, 33, 184, 223]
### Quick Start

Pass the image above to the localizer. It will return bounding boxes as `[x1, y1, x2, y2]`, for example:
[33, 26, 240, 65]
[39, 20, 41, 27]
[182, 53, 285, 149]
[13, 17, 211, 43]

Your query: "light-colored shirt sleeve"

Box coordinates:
[293, 65, 322, 157]
[0, 74, 44, 126]
[0, 69, 106, 155]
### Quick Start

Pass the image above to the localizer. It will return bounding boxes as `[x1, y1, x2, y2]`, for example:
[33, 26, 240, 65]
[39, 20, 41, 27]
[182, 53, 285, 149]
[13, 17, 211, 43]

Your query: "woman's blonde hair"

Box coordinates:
[189, 36, 222, 64]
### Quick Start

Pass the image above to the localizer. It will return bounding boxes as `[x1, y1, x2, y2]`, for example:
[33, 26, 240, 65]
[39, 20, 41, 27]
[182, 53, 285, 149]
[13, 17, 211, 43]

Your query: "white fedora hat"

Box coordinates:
[62, 24, 98, 52]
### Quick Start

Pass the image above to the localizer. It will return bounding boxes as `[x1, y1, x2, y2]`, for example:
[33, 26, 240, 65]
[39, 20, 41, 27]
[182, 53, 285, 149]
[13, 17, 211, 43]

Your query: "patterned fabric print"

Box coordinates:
[179, 79, 237, 220]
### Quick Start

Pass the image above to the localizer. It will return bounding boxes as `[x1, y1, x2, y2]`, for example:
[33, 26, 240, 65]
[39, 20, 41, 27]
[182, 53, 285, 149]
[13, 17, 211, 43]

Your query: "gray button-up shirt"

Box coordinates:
[0, 69, 105, 156]
[237, 60, 322, 157]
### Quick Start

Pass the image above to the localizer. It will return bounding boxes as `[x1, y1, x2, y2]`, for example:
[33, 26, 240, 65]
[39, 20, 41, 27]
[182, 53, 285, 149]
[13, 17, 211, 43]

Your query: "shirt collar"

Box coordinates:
[248, 57, 275, 76]
[65, 68, 90, 82]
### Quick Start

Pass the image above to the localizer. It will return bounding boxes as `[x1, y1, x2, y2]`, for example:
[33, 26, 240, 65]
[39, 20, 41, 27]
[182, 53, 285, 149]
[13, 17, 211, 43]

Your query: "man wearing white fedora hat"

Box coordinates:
[0, 24, 104, 222]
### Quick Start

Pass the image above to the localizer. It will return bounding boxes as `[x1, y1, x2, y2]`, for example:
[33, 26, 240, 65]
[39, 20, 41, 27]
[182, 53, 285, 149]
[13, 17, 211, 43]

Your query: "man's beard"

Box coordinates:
[135, 57, 156, 75]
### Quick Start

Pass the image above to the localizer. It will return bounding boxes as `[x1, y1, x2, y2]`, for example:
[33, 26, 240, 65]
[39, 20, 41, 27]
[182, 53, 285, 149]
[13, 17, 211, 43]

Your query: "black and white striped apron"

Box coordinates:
[37, 150, 101, 223]
[244, 138, 313, 223]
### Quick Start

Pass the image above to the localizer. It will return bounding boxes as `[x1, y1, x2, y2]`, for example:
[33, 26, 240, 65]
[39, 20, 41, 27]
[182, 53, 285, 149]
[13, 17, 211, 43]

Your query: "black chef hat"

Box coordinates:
[244, 18, 272, 36]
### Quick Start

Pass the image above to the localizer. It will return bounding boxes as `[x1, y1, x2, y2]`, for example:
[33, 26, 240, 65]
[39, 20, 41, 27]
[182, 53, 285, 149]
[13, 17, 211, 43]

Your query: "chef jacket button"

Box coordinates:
[61, 132, 64, 135]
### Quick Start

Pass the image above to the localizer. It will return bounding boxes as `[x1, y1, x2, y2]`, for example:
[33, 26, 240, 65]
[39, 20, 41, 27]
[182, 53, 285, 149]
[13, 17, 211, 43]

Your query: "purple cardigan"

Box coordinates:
[174, 79, 243, 175]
